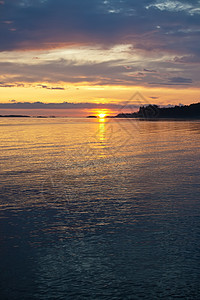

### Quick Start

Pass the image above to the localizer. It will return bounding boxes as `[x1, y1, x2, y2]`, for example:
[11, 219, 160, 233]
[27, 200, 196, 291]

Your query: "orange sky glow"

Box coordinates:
[0, 82, 199, 116]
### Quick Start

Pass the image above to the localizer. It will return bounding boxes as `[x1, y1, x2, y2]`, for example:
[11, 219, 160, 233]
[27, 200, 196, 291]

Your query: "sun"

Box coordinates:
[89, 109, 110, 118]
[98, 113, 106, 119]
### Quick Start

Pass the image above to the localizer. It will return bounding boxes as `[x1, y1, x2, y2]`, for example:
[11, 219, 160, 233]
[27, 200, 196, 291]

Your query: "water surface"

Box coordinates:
[0, 118, 200, 299]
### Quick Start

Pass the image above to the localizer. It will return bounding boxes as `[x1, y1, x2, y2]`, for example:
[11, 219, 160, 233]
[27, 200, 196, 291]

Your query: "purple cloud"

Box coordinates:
[0, 0, 199, 58]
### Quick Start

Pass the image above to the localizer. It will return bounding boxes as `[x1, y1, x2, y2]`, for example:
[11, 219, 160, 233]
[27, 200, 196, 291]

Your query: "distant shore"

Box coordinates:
[0, 115, 31, 118]
[1, 102, 200, 119]
[87, 102, 200, 120]
[115, 102, 200, 119]
[0, 115, 56, 118]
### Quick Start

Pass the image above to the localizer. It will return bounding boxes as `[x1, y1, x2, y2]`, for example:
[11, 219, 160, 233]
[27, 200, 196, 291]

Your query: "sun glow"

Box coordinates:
[98, 112, 106, 119]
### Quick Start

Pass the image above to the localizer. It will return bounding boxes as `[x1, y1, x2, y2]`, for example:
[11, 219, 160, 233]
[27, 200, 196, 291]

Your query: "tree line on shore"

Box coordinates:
[115, 102, 200, 119]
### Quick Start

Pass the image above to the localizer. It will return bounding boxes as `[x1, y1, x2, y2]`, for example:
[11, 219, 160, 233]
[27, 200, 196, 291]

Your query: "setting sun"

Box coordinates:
[98, 113, 106, 118]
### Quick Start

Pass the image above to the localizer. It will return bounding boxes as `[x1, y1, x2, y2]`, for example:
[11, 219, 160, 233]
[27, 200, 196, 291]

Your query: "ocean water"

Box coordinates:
[0, 117, 200, 299]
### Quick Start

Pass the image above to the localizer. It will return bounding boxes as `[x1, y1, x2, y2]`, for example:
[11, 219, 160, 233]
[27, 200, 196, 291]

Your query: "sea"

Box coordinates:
[0, 117, 200, 299]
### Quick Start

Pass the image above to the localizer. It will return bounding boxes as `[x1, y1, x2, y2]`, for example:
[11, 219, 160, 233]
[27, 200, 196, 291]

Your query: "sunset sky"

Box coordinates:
[0, 0, 200, 116]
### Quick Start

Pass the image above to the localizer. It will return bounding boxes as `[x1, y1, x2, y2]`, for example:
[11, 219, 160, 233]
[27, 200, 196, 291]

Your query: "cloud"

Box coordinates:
[174, 55, 200, 64]
[0, 0, 199, 59]
[146, 1, 200, 15]
[0, 54, 199, 88]
[0, 83, 15, 87]
[0, 82, 25, 87]
[124, 66, 132, 70]
[0, 1, 200, 90]
[0, 101, 142, 110]
[38, 85, 65, 90]
[0, 58, 145, 86]
[168, 77, 193, 84]
[143, 68, 157, 73]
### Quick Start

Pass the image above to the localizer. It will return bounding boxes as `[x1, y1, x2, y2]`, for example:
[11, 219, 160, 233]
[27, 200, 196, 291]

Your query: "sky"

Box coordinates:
[0, 0, 200, 116]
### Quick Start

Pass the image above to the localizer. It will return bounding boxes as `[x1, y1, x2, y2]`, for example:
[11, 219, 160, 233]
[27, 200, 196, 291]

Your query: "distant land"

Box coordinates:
[1, 102, 200, 119]
[0, 115, 56, 118]
[0, 115, 31, 118]
[115, 102, 200, 119]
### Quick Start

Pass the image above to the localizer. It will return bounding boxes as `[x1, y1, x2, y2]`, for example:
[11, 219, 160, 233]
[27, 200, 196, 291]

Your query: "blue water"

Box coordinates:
[0, 118, 200, 299]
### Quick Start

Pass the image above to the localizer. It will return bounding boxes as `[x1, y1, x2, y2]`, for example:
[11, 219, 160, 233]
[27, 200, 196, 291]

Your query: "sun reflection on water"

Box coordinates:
[98, 118, 106, 143]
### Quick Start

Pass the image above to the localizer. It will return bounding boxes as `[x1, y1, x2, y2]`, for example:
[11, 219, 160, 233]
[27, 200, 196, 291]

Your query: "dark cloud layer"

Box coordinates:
[0, 101, 141, 110]
[0, 0, 200, 58]
[0, 57, 198, 88]
[0, 0, 200, 91]
[168, 77, 193, 84]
